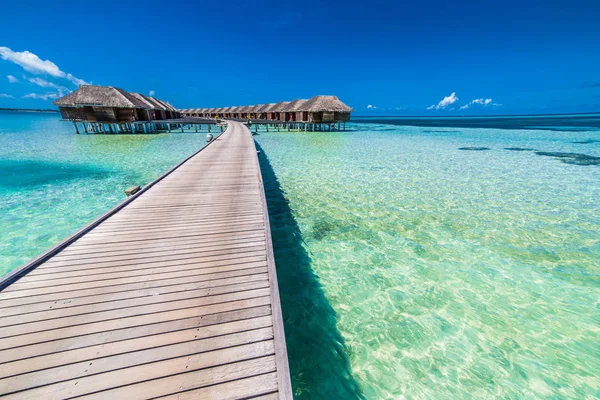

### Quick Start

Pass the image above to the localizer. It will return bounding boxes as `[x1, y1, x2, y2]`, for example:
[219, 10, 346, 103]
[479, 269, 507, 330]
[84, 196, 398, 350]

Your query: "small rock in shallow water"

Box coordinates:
[504, 147, 536, 151]
[535, 151, 600, 166]
[458, 147, 491, 151]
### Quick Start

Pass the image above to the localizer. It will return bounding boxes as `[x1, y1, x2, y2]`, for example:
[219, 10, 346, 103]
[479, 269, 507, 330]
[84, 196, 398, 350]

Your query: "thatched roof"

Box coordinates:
[259, 103, 277, 113]
[248, 104, 264, 113]
[162, 101, 177, 111]
[254, 103, 274, 113]
[144, 96, 167, 111]
[150, 98, 173, 111]
[130, 93, 159, 110]
[301, 95, 353, 112]
[239, 105, 254, 113]
[270, 101, 290, 112]
[54, 85, 146, 108]
[221, 106, 233, 113]
[282, 99, 308, 112]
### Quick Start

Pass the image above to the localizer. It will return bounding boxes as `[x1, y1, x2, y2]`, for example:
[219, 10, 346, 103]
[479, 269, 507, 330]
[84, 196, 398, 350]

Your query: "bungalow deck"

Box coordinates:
[0, 121, 292, 399]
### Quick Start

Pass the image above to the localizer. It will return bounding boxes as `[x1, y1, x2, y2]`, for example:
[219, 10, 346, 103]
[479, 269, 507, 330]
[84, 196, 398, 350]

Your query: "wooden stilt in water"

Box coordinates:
[73, 121, 80, 134]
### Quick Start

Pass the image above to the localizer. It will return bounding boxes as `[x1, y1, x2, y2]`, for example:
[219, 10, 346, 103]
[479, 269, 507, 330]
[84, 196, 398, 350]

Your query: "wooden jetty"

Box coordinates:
[0, 121, 292, 399]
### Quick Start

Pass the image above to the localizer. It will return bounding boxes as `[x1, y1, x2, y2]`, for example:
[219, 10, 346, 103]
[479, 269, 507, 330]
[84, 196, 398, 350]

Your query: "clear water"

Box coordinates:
[255, 120, 600, 399]
[1, 112, 599, 399]
[0, 111, 215, 275]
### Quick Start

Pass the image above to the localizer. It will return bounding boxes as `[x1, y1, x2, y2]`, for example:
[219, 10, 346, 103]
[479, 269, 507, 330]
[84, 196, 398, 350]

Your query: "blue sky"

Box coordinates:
[0, 0, 599, 115]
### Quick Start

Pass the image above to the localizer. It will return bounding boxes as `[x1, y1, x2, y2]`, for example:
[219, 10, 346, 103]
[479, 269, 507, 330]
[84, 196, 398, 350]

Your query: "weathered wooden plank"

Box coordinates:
[156, 373, 279, 400]
[0, 273, 269, 318]
[3, 343, 276, 399]
[0, 296, 272, 351]
[0, 327, 274, 393]
[0, 121, 292, 399]
[0, 288, 271, 339]
[0, 280, 270, 328]
[0, 266, 268, 308]
[3, 260, 267, 295]
[0, 316, 273, 380]
[0, 305, 272, 363]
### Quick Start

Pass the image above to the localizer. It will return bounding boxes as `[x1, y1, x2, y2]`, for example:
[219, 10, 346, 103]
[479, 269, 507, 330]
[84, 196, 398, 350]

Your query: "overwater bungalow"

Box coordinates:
[129, 93, 158, 121]
[268, 101, 290, 121]
[223, 106, 235, 118]
[54, 85, 149, 122]
[237, 105, 253, 119]
[301, 95, 352, 123]
[246, 104, 261, 119]
[281, 99, 308, 122]
[144, 97, 169, 120]
[176, 95, 352, 128]
[151, 98, 177, 119]
[226, 106, 238, 118]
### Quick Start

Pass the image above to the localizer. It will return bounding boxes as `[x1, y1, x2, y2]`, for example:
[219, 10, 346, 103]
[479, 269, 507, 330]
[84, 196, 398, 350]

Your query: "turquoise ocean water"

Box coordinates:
[0, 111, 216, 275]
[1, 111, 599, 398]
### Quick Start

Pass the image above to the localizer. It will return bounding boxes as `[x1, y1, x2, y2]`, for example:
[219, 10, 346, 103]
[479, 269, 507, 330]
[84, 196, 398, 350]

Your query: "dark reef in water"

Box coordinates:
[535, 152, 600, 166]
[0, 160, 110, 189]
[458, 147, 491, 151]
[505, 147, 536, 151]
[571, 139, 600, 144]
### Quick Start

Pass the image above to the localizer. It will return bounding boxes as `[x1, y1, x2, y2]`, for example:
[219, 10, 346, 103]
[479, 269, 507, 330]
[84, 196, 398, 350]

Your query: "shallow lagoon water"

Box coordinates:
[0, 111, 213, 275]
[255, 121, 600, 398]
[1, 112, 599, 398]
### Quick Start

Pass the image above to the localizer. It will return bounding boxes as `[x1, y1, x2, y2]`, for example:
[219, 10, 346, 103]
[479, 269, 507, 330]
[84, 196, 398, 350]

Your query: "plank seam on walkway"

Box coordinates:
[0, 121, 292, 399]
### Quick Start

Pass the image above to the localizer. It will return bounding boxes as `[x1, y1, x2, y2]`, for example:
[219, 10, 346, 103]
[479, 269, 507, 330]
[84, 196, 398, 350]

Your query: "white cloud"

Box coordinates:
[22, 93, 59, 100]
[28, 77, 68, 91]
[366, 104, 376, 109]
[428, 92, 458, 110]
[0, 93, 14, 98]
[460, 98, 494, 110]
[7, 75, 18, 83]
[65, 73, 88, 86]
[0, 46, 88, 86]
[149, 90, 156, 96]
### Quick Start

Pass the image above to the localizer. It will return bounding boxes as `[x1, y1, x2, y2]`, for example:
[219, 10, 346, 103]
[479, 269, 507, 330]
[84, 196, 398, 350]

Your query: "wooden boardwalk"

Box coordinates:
[0, 121, 292, 399]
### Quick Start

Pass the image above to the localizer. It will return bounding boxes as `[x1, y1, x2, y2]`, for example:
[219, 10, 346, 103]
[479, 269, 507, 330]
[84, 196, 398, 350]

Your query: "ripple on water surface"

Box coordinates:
[256, 122, 600, 399]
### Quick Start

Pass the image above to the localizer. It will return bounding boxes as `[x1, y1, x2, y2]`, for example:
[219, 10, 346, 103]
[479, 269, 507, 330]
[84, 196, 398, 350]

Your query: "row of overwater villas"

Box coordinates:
[53, 85, 179, 123]
[178, 96, 353, 123]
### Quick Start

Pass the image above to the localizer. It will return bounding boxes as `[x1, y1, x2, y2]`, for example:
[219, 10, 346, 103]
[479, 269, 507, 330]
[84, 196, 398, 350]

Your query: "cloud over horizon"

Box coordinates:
[7, 75, 18, 83]
[27, 77, 69, 96]
[428, 92, 458, 110]
[0, 93, 14, 98]
[0, 47, 89, 87]
[22, 93, 59, 100]
[460, 98, 493, 109]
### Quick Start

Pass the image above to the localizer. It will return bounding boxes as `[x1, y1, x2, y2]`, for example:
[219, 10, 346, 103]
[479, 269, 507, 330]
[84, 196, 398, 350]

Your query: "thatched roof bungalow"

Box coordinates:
[144, 97, 169, 120]
[54, 85, 151, 122]
[222, 106, 234, 118]
[301, 95, 353, 123]
[268, 101, 290, 121]
[150, 98, 177, 119]
[247, 104, 262, 119]
[281, 99, 308, 122]
[238, 105, 254, 119]
[253, 103, 274, 120]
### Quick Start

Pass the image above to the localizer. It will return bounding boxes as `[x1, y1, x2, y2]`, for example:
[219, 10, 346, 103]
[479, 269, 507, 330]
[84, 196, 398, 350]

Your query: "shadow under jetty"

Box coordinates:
[256, 142, 364, 399]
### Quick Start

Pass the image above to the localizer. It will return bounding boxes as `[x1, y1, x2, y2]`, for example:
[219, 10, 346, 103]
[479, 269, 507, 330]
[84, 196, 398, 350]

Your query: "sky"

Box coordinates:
[0, 0, 599, 115]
